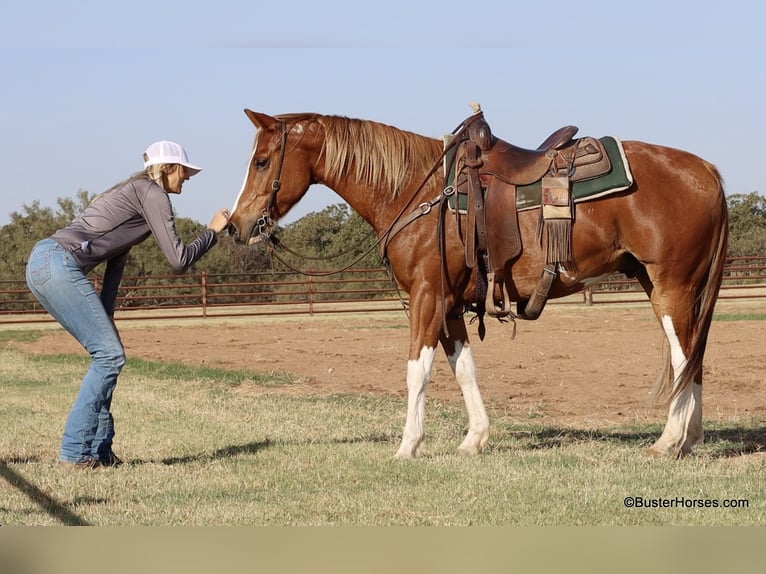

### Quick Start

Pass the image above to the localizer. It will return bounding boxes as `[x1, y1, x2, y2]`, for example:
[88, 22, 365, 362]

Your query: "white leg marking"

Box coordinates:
[447, 341, 489, 455]
[395, 346, 436, 459]
[652, 315, 703, 456]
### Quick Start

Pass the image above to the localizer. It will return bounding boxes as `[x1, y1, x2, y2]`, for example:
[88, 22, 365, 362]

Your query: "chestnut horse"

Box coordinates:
[228, 108, 728, 459]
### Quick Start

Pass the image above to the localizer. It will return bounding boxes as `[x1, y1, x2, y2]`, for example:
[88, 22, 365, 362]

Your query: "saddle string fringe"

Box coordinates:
[545, 219, 573, 265]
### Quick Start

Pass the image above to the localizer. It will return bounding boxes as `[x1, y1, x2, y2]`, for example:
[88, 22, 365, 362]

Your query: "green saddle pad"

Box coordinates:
[447, 136, 634, 212]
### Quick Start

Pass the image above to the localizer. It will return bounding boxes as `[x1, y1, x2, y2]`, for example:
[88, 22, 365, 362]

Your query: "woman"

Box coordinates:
[26, 140, 231, 469]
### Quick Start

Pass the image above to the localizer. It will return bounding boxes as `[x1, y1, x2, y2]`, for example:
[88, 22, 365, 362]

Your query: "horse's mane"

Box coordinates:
[278, 113, 442, 195]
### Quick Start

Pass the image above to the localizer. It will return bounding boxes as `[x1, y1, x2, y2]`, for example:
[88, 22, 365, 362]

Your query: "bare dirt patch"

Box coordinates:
[14, 302, 766, 429]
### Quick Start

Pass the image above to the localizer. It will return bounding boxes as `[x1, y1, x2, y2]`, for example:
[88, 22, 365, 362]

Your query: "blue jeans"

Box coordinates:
[25, 238, 125, 463]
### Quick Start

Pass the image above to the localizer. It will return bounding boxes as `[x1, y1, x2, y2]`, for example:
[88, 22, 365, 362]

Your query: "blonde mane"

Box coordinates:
[297, 115, 441, 195]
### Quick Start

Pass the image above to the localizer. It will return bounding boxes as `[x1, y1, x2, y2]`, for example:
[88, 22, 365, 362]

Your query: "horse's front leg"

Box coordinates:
[440, 316, 489, 455]
[394, 291, 441, 459]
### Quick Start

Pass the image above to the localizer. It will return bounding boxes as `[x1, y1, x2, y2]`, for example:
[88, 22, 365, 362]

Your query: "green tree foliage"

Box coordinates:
[726, 192, 766, 256]
[0, 191, 93, 282]
[250, 204, 386, 301]
[0, 191, 268, 286]
[3, 190, 764, 291]
[273, 203, 383, 272]
[123, 217, 233, 277]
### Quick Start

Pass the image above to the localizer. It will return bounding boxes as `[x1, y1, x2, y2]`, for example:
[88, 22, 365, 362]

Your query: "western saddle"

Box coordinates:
[449, 106, 611, 334]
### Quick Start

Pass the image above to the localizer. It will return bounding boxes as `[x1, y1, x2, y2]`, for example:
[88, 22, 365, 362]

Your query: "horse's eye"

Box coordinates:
[254, 158, 269, 170]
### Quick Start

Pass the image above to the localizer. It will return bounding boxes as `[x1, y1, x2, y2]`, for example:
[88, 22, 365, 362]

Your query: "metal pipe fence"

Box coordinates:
[2, 257, 765, 324]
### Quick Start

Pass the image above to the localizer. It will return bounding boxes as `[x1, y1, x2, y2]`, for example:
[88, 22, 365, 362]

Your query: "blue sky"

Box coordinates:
[1, 1, 764, 227]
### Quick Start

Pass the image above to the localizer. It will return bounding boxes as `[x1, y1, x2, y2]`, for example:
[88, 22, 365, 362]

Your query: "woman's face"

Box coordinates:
[164, 164, 189, 194]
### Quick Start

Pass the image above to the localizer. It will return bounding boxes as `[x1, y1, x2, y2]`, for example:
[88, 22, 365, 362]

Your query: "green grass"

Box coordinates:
[0, 329, 44, 344]
[1, 348, 763, 526]
[713, 312, 766, 321]
[22, 353, 297, 388]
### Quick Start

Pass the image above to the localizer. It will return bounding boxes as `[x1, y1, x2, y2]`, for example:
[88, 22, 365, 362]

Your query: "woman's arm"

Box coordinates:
[100, 250, 129, 316]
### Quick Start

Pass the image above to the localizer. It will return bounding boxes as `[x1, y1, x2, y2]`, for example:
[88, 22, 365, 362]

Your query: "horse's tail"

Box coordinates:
[655, 164, 729, 402]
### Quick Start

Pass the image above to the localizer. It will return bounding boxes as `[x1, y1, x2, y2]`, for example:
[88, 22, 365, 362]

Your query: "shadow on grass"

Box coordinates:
[0, 459, 91, 526]
[129, 424, 764, 467]
[153, 432, 399, 466]
[704, 427, 766, 457]
[492, 424, 766, 458]
[156, 440, 274, 465]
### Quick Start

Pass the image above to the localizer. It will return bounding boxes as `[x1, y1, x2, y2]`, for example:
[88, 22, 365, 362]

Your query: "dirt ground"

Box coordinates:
[13, 303, 766, 427]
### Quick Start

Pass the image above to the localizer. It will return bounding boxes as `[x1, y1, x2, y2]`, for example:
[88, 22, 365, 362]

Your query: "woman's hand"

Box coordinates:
[207, 209, 231, 233]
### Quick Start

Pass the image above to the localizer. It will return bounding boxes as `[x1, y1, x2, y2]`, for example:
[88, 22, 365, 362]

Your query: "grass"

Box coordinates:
[713, 312, 766, 321]
[712, 299, 766, 321]
[0, 329, 44, 344]
[1, 345, 764, 526]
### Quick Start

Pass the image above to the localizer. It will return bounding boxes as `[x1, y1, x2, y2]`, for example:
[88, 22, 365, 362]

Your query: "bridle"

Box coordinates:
[244, 113, 478, 288]
[250, 120, 288, 240]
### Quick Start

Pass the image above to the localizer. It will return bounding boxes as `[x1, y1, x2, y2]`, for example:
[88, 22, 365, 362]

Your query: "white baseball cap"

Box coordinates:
[143, 140, 202, 176]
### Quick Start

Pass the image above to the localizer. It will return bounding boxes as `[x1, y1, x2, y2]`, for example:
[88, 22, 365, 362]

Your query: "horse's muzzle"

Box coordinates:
[227, 223, 258, 245]
[227, 214, 272, 246]
[227, 222, 241, 242]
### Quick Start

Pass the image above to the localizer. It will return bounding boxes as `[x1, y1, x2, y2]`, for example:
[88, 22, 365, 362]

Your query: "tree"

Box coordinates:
[0, 191, 93, 282]
[215, 234, 272, 274]
[5, 189, 764, 307]
[726, 192, 766, 256]
[123, 216, 234, 277]
[273, 204, 382, 271]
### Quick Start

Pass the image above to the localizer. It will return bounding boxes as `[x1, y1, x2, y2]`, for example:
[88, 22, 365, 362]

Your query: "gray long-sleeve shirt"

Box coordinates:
[51, 175, 217, 314]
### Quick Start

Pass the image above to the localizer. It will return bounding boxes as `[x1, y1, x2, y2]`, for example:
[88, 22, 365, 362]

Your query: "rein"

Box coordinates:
[251, 113, 482, 325]
[258, 232, 384, 277]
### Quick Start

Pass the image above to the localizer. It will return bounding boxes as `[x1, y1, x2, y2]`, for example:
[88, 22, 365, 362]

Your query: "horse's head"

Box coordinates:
[229, 109, 317, 245]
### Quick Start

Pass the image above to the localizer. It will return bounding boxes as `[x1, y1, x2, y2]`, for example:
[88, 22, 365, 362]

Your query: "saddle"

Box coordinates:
[482, 130, 610, 186]
[451, 108, 612, 327]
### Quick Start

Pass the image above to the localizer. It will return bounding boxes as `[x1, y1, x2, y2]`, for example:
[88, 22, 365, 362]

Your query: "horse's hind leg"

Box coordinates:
[440, 316, 489, 455]
[635, 271, 704, 457]
[650, 313, 703, 457]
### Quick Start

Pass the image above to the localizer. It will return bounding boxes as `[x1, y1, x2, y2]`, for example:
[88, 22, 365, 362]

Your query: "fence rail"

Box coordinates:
[2, 257, 766, 324]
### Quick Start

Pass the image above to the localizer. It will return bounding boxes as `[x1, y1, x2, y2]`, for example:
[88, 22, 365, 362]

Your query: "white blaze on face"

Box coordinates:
[230, 138, 260, 213]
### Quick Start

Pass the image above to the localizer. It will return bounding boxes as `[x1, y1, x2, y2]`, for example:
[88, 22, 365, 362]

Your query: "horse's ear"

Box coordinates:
[244, 109, 277, 130]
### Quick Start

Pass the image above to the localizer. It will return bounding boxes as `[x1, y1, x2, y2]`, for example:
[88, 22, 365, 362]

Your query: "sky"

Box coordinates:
[1, 1, 764, 228]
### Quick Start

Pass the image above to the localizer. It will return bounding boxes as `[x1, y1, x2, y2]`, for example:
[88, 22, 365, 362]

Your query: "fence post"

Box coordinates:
[584, 286, 593, 306]
[201, 272, 207, 318]
[308, 274, 314, 316]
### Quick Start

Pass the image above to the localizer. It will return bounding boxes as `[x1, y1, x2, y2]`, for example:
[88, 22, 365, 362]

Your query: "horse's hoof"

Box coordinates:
[457, 449, 480, 456]
[646, 445, 689, 459]
[457, 444, 483, 456]
[393, 446, 418, 460]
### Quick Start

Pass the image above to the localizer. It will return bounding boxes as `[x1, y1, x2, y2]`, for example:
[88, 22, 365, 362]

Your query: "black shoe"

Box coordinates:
[58, 458, 102, 470]
[99, 452, 123, 467]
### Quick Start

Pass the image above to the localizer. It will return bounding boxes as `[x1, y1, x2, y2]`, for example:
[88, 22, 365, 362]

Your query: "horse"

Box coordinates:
[228, 107, 729, 459]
